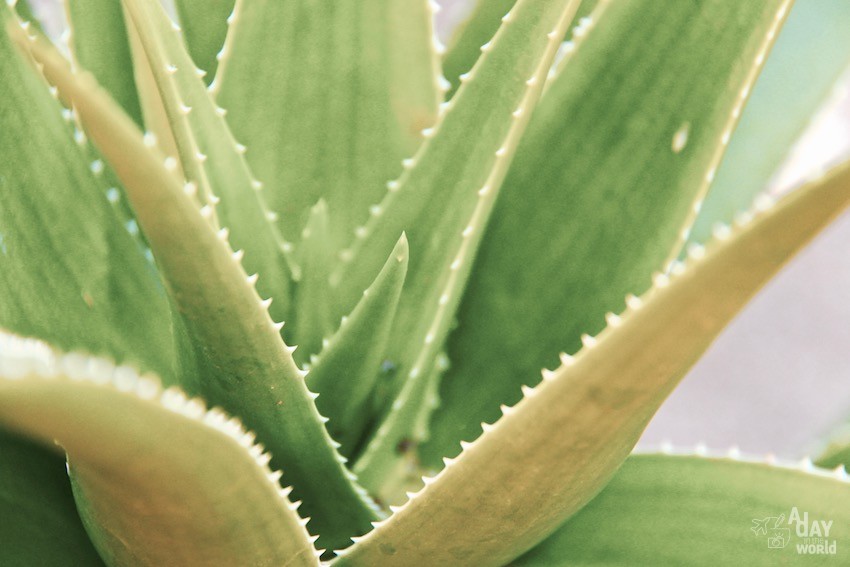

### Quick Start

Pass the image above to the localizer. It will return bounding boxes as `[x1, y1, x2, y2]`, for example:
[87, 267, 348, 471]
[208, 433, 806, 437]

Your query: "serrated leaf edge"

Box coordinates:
[635, 443, 850, 484]
[352, 0, 584, 486]
[0, 331, 324, 559]
[664, 0, 793, 270]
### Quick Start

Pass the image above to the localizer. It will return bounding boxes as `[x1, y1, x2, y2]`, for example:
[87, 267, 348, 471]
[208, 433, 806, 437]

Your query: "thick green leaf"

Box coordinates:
[346, 0, 583, 501]
[12, 30, 379, 551]
[124, 6, 182, 169]
[214, 0, 441, 247]
[174, 0, 234, 83]
[61, 0, 153, 254]
[307, 235, 408, 458]
[0, 7, 175, 382]
[424, 0, 792, 467]
[0, 429, 104, 566]
[684, 0, 850, 251]
[0, 334, 319, 566]
[337, 155, 850, 566]
[515, 453, 850, 566]
[441, 0, 515, 97]
[66, 0, 142, 124]
[293, 200, 336, 364]
[441, 0, 602, 97]
[368, 351, 449, 507]
[122, 0, 295, 323]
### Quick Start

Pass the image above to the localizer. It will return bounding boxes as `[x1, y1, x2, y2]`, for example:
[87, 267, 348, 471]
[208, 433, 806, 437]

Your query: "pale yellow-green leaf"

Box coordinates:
[0, 334, 318, 566]
[10, 28, 378, 550]
[515, 453, 850, 566]
[347, 0, 583, 501]
[215, 0, 442, 247]
[337, 155, 850, 566]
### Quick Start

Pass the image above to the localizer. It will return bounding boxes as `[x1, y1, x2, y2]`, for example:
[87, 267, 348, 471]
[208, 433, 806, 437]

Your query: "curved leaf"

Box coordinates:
[347, 0, 584, 500]
[684, 0, 850, 251]
[0, 334, 319, 566]
[10, 28, 379, 551]
[0, 6, 176, 382]
[515, 453, 850, 566]
[337, 155, 850, 566]
[425, 0, 792, 467]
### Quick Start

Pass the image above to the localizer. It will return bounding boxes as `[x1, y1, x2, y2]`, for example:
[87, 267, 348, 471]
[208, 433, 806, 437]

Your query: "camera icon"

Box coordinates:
[768, 535, 785, 549]
[767, 529, 791, 549]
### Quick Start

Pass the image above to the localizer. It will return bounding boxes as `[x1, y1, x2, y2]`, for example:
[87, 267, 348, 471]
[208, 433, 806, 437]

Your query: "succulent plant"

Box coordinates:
[3, 0, 850, 565]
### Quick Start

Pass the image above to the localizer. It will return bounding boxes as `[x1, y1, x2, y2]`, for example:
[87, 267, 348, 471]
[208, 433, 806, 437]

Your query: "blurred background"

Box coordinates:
[24, 0, 850, 459]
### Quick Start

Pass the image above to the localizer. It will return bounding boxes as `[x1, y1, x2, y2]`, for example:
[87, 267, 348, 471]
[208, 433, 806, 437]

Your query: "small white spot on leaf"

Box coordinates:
[672, 122, 690, 154]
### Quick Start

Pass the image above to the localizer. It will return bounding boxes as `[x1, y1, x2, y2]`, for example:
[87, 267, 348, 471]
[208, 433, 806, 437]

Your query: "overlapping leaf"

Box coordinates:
[293, 201, 337, 364]
[0, 334, 318, 566]
[66, 0, 142, 124]
[174, 0, 234, 83]
[0, 5, 175, 382]
[345, 0, 584, 501]
[424, 0, 792, 467]
[515, 453, 850, 565]
[441, 0, 602, 96]
[214, 0, 441, 247]
[684, 0, 850, 250]
[307, 235, 408, 458]
[121, 0, 295, 323]
[11, 28, 378, 551]
[337, 155, 850, 566]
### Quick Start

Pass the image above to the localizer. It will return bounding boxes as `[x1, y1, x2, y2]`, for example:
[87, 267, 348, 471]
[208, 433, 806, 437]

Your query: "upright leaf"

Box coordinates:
[0, 6, 175, 382]
[345, 0, 584, 500]
[337, 156, 850, 566]
[441, 0, 602, 96]
[66, 0, 142, 124]
[424, 0, 791, 466]
[293, 200, 336, 364]
[440, 0, 515, 96]
[174, 0, 234, 83]
[124, 6, 182, 170]
[121, 0, 295, 323]
[214, 0, 442, 246]
[683, 0, 850, 250]
[0, 335, 319, 566]
[515, 454, 850, 566]
[307, 235, 409, 458]
[12, 30, 379, 551]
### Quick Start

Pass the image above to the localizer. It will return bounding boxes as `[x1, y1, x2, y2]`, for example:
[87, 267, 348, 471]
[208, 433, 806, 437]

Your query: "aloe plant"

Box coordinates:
[3, 0, 850, 564]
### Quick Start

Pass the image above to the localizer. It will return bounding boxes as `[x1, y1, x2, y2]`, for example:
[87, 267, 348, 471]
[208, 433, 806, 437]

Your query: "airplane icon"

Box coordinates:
[751, 513, 786, 536]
